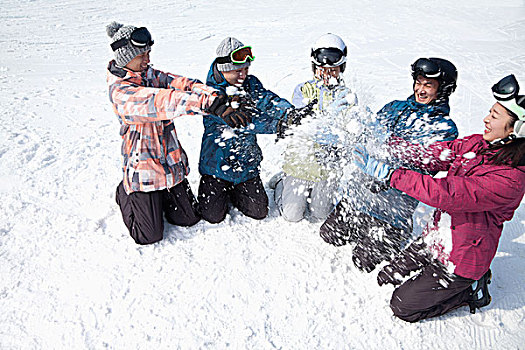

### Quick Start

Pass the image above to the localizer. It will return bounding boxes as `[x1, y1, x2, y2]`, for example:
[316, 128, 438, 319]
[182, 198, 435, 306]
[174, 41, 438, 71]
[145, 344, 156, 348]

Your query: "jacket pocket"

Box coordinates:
[453, 229, 490, 256]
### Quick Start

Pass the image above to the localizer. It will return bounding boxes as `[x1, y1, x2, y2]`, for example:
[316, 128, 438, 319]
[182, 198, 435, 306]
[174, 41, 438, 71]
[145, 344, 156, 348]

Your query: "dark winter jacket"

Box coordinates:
[389, 134, 525, 280]
[198, 61, 293, 184]
[354, 95, 458, 230]
[377, 95, 458, 146]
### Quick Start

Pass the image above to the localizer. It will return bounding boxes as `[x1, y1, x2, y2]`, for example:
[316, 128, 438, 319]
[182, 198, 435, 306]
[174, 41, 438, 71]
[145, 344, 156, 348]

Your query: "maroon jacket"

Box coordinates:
[389, 134, 525, 280]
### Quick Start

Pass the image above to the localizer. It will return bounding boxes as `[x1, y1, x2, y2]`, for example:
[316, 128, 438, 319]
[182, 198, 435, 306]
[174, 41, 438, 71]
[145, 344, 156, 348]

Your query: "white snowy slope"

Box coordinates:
[1, 0, 524, 349]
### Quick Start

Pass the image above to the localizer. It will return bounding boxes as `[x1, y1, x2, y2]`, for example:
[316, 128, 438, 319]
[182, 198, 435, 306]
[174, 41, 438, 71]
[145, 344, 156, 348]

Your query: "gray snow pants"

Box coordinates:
[274, 174, 337, 222]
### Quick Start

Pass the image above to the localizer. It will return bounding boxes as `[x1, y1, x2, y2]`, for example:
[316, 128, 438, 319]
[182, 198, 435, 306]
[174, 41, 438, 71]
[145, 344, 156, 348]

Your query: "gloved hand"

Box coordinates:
[206, 94, 229, 116]
[222, 107, 252, 128]
[276, 99, 318, 139]
[353, 145, 395, 182]
[330, 87, 358, 111]
[287, 98, 318, 126]
[207, 94, 252, 128]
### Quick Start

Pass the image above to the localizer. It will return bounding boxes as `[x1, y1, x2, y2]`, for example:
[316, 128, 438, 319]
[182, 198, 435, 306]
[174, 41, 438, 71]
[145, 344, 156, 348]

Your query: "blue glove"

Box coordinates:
[353, 145, 395, 181]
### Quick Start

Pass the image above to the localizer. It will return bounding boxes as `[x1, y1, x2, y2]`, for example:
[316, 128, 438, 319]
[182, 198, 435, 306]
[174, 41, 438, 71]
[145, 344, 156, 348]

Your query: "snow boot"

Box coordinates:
[268, 171, 284, 190]
[468, 269, 492, 314]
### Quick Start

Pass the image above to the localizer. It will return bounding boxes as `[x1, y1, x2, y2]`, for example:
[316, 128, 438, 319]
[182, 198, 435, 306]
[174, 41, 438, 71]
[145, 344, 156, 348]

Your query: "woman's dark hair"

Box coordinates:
[485, 109, 525, 167]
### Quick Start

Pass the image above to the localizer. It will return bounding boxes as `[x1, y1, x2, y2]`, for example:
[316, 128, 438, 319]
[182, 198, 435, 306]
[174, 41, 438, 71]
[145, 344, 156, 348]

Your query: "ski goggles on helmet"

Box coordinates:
[311, 48, 346, 67]
[411, 58, 441, 79]
[216, 46, 255, 65]
[492, 74, 525, 120]
[111, 27, 154, 51]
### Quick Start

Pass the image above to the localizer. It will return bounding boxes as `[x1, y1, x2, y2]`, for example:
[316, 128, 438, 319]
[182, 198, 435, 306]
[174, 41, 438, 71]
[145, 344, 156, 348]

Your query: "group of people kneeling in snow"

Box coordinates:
[106, 22, 525, 322]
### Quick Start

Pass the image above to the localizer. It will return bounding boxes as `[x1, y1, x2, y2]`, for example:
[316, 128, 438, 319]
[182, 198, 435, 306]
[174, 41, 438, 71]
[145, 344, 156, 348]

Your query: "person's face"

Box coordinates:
[125, 50, 150, 72]
[222, 66, 249, 86]
[413, 75, 439, 104]
[315, 66, 341, 86]
[483, 102, 514, 142]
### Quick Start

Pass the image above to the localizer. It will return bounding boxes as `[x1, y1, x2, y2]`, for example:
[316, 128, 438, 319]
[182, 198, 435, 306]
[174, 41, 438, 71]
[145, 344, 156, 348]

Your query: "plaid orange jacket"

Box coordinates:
[107, 61, 217, 194]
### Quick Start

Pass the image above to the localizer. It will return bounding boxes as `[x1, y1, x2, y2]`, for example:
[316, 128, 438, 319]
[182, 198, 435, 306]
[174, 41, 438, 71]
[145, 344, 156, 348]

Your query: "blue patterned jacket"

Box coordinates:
[355, 95, 458, 230]
[198, 62, 293, 184]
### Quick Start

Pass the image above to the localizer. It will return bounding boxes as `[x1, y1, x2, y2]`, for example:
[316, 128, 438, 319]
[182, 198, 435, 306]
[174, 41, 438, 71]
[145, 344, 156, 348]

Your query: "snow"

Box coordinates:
[1, 0, 525, 348]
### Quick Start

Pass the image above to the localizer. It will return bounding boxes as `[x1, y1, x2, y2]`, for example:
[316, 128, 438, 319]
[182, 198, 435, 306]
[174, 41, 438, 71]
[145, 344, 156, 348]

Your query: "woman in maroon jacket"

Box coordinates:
[352, 74, 525, 322]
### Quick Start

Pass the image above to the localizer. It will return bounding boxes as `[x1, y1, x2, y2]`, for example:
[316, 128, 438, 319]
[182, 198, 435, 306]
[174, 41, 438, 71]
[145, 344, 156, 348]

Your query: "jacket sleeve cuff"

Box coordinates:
[389, 168, 404, 188]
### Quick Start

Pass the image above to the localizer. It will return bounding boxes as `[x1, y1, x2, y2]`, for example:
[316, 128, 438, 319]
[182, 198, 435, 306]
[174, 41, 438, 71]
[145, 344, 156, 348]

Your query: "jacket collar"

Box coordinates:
[207, 60, 250, 91]
[207, 60, 229, 89]
[108, 60, 145, 82]
[406, 94, 450, 115]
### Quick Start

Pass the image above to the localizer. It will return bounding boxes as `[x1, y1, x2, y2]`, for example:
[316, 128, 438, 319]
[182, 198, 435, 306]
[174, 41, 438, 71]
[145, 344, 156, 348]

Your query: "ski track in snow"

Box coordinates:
[1, 0, 525, 349]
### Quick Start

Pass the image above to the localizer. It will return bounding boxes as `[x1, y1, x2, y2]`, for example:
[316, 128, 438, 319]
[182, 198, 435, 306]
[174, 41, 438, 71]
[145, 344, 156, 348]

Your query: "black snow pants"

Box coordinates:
[378, 239, 475, 322]
[198, 174, 269, 224]
[115, 179, 200, 245]
[319, 198, 411, 272]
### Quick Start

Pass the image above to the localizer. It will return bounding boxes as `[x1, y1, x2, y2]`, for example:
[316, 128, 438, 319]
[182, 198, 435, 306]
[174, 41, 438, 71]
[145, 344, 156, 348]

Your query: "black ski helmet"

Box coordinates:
[411, 57, 458, 98]
[311, 33, 347, 74]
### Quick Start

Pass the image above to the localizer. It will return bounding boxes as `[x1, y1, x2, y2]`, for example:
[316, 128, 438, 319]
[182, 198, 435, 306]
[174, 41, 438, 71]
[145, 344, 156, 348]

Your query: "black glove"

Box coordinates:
[287, 98, 318, 126]
[276, 98, 318, 139]
[222, 106, 252, 128]
[206, 94, 229, 116]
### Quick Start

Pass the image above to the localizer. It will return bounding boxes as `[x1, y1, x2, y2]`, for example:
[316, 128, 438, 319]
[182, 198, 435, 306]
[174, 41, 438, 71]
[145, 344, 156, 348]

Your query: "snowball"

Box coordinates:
[226, 86, 239, 96]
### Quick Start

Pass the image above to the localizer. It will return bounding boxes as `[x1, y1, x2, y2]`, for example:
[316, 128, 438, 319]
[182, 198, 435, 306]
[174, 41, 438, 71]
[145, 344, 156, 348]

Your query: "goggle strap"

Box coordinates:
[514, 120, 525, 138]
[110, 38, 127, 51]
[110, 38, 153, 52]
[499, 98, 525, 120]
[216, 56, 233, 64]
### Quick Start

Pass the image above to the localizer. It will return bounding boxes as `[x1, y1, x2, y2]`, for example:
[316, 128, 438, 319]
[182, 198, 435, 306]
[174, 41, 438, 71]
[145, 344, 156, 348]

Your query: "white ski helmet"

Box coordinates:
[311, 33, 347, 72]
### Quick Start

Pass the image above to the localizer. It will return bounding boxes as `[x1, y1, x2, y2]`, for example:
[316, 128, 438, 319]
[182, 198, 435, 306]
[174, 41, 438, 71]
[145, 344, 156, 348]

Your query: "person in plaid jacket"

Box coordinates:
[106, 22, 247, 245]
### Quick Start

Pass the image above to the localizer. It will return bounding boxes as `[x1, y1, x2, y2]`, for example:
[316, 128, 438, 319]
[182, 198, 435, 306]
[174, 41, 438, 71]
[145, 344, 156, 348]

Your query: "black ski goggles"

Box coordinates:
[411, 58, 441, 79]
[110, 27, 154, 51]
[311, 48, 345, 67]
[492, 74, 519, 101]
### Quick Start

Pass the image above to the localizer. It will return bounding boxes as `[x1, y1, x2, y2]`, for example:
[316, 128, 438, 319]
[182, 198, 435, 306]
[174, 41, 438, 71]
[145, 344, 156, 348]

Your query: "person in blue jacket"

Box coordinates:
[320, 57, 459, 272]
[198, 37, 310, 224]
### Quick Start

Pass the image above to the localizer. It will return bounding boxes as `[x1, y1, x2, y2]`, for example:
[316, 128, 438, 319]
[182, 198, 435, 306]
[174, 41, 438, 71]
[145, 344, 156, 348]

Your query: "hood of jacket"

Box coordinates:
[206, 60, 231, 91]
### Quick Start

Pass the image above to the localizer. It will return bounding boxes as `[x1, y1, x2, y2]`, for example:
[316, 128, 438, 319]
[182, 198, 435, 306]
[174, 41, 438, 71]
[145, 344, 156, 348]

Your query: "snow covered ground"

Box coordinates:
[1, 0, 525, 348]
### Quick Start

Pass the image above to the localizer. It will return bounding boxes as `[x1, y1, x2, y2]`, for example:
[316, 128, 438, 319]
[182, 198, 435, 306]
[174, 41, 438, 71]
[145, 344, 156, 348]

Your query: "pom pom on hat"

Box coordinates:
[106, 21, 124, 38]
